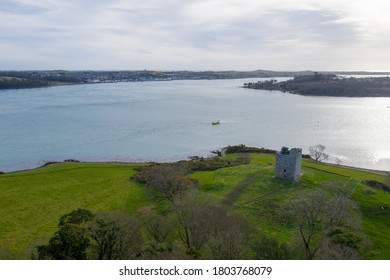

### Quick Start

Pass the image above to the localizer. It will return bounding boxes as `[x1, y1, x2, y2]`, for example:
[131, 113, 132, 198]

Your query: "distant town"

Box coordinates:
[0, 69, 303, 90]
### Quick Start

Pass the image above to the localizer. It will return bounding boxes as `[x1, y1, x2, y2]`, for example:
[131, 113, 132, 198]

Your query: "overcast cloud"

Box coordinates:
[1, 0, 390, 70]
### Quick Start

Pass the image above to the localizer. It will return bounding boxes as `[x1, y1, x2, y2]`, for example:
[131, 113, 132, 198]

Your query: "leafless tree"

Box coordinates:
[285, 189, 327, 259]
[144, 215, 173, 244]
[142, 165, 198, 205]
[89, 212, 143, 260]
[284, 181, 361, 260]
[252, 235, 292, 260]
[207, 207, 247, 260]
[335, 158, 343, 165]
[309, 144, 329, 162]
[175, 190, 213, 252]
[175, 190, 247, 259]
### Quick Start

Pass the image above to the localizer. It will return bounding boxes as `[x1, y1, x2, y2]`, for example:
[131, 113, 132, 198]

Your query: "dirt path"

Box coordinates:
[222, 173, 260, 206]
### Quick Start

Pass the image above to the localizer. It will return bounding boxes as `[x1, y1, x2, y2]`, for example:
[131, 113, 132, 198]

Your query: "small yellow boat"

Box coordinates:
[212, 121, 220, 125]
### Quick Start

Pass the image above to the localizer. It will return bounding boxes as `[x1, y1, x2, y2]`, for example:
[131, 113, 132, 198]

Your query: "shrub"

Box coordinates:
[327, 227, 362, 250]
[40, 161, 60, 168]
[362, 180, 390, 192]
[187, 158, 232, 171]
[132, 156, 251, 184]
[37, 209, 94, 260]
[252, 235, 292, 260]
[224, 144, 276, 155]
[364, 188, 375, 195]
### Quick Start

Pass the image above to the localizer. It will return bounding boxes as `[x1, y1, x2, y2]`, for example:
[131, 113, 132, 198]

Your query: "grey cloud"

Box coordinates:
[0, 0, 385, 70]
[168, 8, 363, 52]
[267, 9, 362, 45]
[0, 0, 50, 14]
[0, 25, 71, 47]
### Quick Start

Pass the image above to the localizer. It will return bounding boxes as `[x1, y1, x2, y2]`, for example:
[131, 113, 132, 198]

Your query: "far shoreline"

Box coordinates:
[1, 154, 388, 177]
[2, 69, 390, 91]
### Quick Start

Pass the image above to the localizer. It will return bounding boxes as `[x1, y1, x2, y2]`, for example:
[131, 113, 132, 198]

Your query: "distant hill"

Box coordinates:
[0, 70, 283, 90]
[2, 69, 390, 90]
[0, 69, 312, 90]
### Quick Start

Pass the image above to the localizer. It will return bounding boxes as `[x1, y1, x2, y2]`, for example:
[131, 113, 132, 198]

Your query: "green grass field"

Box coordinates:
[0, 155, 389, 259]
[0, 163, 155, 258]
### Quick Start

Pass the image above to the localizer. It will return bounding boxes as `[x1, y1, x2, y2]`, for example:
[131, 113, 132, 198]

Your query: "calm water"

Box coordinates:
[1, 78, 390, 172]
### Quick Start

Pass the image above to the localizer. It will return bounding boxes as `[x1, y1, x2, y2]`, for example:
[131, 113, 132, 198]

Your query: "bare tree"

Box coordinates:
[175, 190, 248, 259]
[141, 165, 198, 205]
[175, 191, 212, 253]
[283, 181, 361, 260]
[285, 189, 327, 259]
[89, 212, 143, 260]
[309, 144, 329, 162]
[144, 215, 173, 244]
[207, 208, 247, 260]
[89, 217, 121, 260]
[252, 235, 292, 260]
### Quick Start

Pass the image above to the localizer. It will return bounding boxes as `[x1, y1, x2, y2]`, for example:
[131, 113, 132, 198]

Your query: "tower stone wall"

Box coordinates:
[275, 147, 302, 181]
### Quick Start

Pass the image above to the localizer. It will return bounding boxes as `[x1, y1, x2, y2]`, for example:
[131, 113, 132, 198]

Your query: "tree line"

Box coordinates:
[0, 77, 52, 90]
[244, 73, 390, 97]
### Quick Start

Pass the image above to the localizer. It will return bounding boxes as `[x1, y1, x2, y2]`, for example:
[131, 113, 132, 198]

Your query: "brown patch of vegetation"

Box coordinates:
[362, 180, 390, 192]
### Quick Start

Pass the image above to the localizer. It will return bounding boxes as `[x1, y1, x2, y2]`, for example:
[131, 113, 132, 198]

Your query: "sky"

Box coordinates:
[1, 0, 390, 71]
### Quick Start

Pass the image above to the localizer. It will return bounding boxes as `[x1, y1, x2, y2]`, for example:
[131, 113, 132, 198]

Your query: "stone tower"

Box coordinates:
[275, 147, 302, 181]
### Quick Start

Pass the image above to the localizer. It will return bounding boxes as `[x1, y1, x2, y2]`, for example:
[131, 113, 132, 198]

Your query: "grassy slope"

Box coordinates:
[0, 163, 153, 258]
[0, 155, 389, 259]
[192, 154, 389, 259]
[302, 159, 390, 259]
